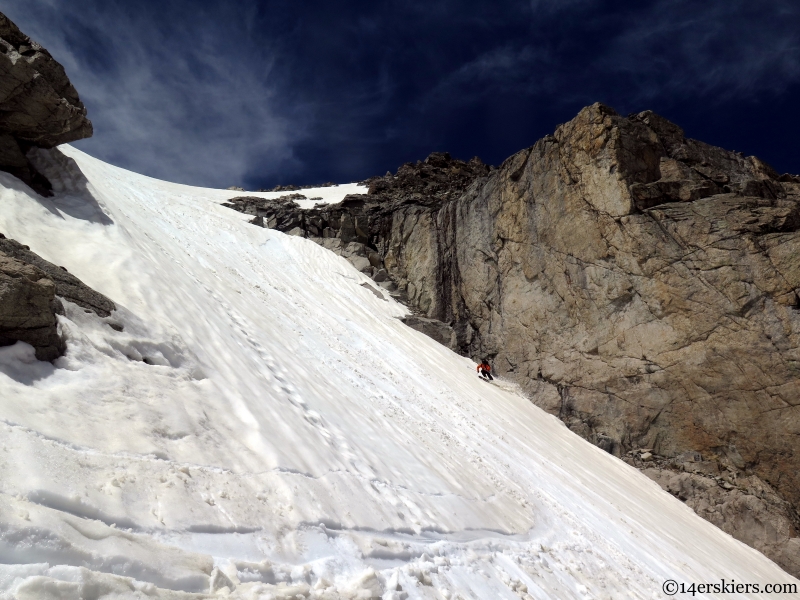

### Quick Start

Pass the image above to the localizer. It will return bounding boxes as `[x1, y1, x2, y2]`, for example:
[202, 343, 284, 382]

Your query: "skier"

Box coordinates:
[476, 358, 493, 381]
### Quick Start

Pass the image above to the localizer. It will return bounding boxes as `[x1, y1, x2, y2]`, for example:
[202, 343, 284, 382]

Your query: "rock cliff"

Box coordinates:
[0, 12, 92, 195]
[642, 458, 800, 576]
[226, 104, 800, 574]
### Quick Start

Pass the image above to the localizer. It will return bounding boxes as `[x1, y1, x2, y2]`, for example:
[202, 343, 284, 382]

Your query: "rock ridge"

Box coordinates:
[222, 151, 492, 310]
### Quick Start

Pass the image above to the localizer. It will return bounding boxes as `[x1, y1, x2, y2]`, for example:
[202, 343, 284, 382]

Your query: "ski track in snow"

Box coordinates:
[0, 147, 796, 599]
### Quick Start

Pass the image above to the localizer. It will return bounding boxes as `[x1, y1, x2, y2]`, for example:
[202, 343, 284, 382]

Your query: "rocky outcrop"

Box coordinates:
[428, 104, 800, 505]
[0, 233, 115, 360]
[0, 12, 92, 195]
[0, 250, 64, 361]
[401, 316, 457, 350]
[226, 104, 800, 573]
[415, 105, 800, 573]
[0, 234, 115, 317]
[0, 15, 106, 359]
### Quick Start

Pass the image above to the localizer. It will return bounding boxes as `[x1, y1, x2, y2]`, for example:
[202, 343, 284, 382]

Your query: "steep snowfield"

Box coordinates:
[0, 147, 796, 599]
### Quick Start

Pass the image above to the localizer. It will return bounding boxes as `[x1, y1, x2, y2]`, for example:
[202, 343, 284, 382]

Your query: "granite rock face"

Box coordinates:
[627, 449, 800, 576]
[0, 12, 92, 195]
[431, 104, 800, 505]
[410, 104, 800, 573]
[645, 467, 798, 571]
[227, 103, 800, 573]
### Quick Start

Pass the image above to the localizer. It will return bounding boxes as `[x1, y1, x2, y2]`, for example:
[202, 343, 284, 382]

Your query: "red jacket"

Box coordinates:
[477, 362, 491, 372]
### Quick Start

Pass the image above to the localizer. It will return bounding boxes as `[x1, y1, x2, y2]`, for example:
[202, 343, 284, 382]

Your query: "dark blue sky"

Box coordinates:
[3, 0, 799, 188]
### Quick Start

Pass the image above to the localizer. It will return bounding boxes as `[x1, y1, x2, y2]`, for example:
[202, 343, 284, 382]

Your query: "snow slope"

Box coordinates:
[0, 146, 796, 599]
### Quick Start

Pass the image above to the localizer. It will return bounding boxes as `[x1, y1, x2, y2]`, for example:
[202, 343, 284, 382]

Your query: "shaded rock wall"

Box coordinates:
[0, 12, 92, 195]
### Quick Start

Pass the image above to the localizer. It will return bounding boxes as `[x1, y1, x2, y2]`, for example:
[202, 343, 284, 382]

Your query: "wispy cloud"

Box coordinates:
[3, 0, 305, 188]
[420, 44, 554, 110]
[1, 0, 797, 185]
[598, 0, 800, 102]
[423, 0, 800, 112]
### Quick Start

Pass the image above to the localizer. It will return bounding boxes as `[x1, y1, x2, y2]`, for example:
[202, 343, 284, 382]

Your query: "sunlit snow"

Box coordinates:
[0, 146, 795, 599]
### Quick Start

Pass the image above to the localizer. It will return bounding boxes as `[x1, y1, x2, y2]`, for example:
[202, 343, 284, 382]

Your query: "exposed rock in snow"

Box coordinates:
[258, 182, 337, 192]
[0, 234, 115, 317]
[0, 249, 64, 360]
[223, 152, 492, 296]
[0, 207, 115, 360]
[401, 315, 457, 351]
[0, 12, 92, 195]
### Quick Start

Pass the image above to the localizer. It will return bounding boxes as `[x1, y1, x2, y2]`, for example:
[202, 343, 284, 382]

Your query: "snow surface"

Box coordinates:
[0, 146, 796, 599]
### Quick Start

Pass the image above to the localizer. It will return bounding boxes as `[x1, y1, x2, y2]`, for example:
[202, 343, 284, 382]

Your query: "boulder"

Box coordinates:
[0, 12, 92, 195]
[0, 232, 115, 361]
